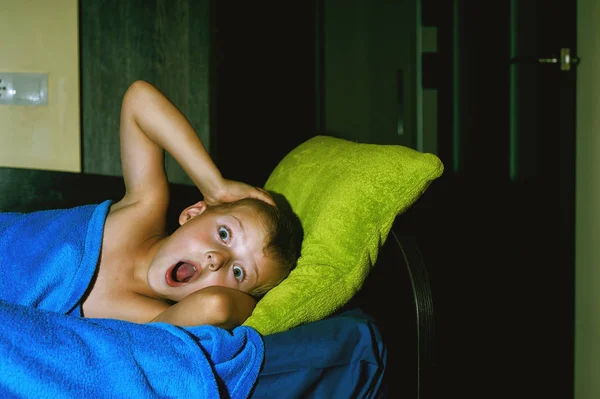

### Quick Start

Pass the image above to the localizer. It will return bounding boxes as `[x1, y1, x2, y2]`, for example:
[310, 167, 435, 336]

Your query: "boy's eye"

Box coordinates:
[218, 226, 231, 242]
[233, 265, 245, 282]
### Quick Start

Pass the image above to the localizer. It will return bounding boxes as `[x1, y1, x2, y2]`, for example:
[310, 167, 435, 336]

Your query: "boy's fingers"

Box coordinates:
[255, 187, 276, 207]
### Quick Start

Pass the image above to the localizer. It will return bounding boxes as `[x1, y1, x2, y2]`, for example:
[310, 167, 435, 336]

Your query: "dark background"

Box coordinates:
[79, 1, 577, 398]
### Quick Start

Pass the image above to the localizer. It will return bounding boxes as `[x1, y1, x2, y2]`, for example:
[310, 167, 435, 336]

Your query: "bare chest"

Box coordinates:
[80, 241, 168, 324]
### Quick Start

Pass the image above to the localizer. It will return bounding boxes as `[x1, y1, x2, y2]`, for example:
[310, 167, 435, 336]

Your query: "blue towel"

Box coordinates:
[0, 299, 264, 398]
[0, 201, 112, 314]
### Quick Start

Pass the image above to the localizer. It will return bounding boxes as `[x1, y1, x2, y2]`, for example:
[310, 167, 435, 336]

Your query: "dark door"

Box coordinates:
[212, 2, 317, 187]
[414, 1, 577, 397]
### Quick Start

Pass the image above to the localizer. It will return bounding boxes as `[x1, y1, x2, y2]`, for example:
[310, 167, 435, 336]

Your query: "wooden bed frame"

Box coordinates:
[0, 167, 435, 399]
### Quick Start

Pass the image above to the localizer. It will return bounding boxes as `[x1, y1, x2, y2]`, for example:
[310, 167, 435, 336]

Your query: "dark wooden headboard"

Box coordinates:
[0, 167, 200, 233]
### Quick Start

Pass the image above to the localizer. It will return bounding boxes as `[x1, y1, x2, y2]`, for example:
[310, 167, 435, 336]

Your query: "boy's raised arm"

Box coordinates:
[118, 80, 274, 208]
[119, 80, 221, 206]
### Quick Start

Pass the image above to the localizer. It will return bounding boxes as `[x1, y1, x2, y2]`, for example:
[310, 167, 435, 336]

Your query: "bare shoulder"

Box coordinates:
[105, 196, 168, 244]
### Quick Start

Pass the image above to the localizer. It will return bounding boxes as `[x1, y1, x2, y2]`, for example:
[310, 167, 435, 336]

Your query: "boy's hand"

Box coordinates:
[204, 178, 276, 207]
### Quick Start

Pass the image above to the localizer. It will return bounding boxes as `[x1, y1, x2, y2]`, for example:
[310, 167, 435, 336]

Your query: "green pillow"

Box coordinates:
[243, 135, 444, 335]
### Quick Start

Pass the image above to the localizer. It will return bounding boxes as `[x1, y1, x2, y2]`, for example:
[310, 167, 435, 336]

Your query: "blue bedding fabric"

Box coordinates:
[0, 299, 263, 398]
[251, 308, 387, 399]
[0, 203, 387, 398]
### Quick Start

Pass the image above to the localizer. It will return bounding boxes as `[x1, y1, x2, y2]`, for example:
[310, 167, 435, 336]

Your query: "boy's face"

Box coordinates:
[147, 201, 281, 302]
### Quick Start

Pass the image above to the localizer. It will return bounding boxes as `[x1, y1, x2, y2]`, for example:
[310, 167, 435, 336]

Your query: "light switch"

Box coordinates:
[0, 72, 48, 105]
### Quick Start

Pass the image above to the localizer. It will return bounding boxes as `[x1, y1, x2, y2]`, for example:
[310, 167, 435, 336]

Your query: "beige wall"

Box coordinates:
[0, 0, 80, 172]
[575, 0, 600, 398]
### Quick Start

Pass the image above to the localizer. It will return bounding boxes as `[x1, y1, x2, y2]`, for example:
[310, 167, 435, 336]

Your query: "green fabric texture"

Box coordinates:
[243, 135, 444, 335]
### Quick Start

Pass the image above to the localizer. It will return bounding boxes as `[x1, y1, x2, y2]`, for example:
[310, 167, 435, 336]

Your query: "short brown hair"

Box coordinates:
[223, 196, 303, 299]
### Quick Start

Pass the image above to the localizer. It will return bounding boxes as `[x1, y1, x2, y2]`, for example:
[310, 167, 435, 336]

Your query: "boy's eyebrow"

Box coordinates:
[231, 214, 260, 286]
[251, 263, 260, 288]
[231, 214, 246, 234]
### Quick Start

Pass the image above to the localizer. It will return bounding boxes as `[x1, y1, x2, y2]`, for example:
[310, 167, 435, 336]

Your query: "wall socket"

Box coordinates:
[0, 72, 48, 105]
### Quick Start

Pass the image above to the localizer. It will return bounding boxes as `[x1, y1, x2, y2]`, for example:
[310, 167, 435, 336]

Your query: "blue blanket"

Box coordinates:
[0, 201, 112, 313]
[0, 300, 264, 398]
[0, 203, 265, 398]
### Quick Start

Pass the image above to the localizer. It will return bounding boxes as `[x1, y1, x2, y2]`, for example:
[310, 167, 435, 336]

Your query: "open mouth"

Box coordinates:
[165, 261, 198, 287]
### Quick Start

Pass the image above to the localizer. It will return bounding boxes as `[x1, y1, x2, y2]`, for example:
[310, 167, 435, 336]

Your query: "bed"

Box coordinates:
[0, 135, 440, 398]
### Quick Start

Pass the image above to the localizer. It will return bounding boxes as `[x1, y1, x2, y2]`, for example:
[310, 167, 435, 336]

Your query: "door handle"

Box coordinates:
[510, 48, 580, 71]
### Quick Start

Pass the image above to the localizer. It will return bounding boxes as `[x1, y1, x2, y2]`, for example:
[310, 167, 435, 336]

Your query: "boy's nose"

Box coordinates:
[206, 251, 227, 271]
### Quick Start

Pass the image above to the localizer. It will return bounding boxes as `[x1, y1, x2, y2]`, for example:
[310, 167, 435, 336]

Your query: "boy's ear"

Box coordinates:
[179, 200, 208, 225]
